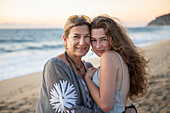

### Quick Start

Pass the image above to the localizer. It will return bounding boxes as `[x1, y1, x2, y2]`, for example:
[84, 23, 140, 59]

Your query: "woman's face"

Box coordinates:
[91, 28, 111, 57]
[64, 25, 90, 57]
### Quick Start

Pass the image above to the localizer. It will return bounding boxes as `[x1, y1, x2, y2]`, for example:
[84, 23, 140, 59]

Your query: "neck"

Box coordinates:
[65, 51, 86, 77]
[66, 51, 82, 65]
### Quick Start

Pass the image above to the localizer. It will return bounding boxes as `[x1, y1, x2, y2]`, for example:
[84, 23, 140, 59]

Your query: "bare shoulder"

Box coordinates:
[100, 51, 121, 74]
[101, 51, 120, 63]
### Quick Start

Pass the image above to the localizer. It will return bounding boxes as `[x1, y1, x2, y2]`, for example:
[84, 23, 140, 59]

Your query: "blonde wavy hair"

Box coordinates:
[64, 15, 91, 38]
[91, 15, 149, 100]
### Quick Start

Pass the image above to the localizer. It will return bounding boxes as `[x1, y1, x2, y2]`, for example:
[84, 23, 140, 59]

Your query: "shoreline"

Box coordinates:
[0, 38, 169, 82]
[0, 39, 170, 112]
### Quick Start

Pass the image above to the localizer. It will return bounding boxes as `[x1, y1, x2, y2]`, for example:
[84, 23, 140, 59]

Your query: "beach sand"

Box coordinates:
[130, 40, 170, 113]
[0, 40, 170, 113]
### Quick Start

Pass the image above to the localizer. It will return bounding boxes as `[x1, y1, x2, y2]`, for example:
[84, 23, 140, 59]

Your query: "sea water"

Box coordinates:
[0, 26, 170, 81]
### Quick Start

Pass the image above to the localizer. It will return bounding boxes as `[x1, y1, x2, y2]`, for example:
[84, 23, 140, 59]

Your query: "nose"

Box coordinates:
[96, 41, 101, 49]
[79, 38, 85, 45]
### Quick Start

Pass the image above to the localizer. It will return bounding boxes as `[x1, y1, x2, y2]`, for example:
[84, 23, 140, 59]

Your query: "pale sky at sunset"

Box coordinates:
[0, 0, 169, 28]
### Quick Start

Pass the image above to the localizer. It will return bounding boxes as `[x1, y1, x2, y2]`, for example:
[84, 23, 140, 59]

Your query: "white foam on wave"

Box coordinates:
[1, 26, 170, 81]
[0, 48, 65, 81]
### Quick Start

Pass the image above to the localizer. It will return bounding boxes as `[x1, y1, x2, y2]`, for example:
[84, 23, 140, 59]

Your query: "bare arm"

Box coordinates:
[85, 51, 120, 112]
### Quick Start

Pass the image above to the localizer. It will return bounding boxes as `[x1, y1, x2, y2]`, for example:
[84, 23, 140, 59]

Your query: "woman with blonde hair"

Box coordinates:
[85, 15, 149, 113]
[36, 15, 100, 113]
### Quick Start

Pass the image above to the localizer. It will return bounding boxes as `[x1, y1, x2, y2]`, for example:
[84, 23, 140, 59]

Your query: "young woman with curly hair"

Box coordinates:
[85, 15, 149, 113]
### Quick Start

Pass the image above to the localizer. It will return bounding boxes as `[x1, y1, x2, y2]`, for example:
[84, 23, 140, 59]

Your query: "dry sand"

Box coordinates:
[130, 40, 170, 113]
[0, 40, 170, 113]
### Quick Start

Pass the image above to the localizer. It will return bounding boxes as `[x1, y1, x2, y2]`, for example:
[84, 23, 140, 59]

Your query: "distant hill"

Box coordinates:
[148, 13, 170, 26]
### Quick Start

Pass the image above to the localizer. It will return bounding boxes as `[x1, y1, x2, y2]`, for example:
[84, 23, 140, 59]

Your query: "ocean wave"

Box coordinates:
[127, 26, 170, 33]
[0, 27, 170, 81]
[27, 44, 64, 50]
[0, 39, 34, 43]
[0, 44, 64, 53]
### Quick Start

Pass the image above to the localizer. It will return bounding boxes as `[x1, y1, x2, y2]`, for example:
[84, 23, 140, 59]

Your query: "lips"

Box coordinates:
[97, 49, 104, 53]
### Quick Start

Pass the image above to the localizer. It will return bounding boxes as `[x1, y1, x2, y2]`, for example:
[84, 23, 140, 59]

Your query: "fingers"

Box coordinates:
[85, 67, 97, 79]
[87, 68, 97, 73]
[89, 67, 96, 70]
[125, 108, 136, 113]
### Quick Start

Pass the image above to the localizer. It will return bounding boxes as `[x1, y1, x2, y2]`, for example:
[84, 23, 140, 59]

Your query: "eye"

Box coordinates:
[73, 35, 79, 38]
[85, 36, 90, 38]
[102, 39, 107, 41]
[91, 39, 96, 42]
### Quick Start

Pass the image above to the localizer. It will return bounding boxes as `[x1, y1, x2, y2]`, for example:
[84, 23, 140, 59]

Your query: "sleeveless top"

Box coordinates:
[92, 51, 125, 113]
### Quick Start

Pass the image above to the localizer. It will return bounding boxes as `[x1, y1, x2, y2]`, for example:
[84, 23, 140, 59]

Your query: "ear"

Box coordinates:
[63, 34, 66, 41]
[63, 35, 67, 48]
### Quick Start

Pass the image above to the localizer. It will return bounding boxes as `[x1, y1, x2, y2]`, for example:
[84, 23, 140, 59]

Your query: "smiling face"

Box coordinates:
[63, 25, 90, 57]
[91, 28, 111, 57]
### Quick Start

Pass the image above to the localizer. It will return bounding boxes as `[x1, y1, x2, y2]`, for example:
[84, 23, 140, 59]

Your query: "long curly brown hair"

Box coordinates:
[91, 15, 149, 100]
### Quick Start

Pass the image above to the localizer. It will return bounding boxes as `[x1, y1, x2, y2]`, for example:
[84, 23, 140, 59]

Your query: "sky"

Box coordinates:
[0, 0, 170, 28]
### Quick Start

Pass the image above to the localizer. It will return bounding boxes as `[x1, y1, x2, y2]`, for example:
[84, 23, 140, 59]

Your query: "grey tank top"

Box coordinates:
[92, 51, 125, 113]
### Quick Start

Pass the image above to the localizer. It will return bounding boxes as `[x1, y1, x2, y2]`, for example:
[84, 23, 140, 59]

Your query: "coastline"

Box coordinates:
[0, 39, 170, 112]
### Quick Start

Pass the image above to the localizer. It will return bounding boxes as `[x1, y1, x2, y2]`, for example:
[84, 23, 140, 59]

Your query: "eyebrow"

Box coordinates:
[73, 33, 90, 35]
[91, 36, 106, 39]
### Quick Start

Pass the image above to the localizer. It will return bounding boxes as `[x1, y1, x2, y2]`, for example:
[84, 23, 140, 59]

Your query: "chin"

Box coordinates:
[77, 53, 86, 57]
[97, 54, 102, 57]
[95, 52, 103, 57]
[77, 49, 89, 56]
[77, 51, 88, 57]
